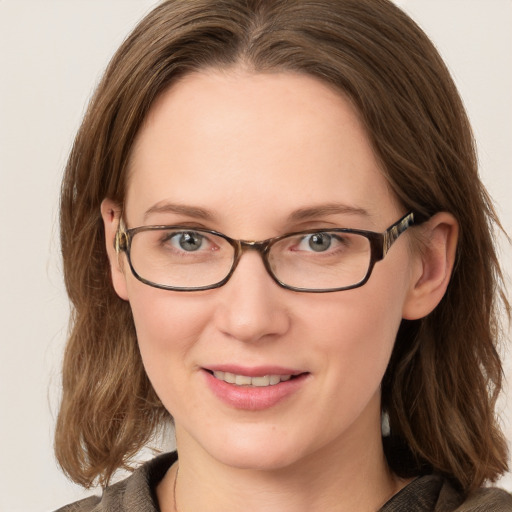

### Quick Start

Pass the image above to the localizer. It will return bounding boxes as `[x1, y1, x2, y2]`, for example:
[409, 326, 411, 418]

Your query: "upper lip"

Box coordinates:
[204, 364, 306, 377]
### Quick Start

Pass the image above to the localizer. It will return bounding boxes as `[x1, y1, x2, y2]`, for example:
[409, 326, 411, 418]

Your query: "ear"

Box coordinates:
[402, 212, 459, 320]
[100, 198, 129, 301]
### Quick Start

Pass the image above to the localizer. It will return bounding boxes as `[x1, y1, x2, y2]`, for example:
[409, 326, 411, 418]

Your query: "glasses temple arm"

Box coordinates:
[383, 212, 415, 255]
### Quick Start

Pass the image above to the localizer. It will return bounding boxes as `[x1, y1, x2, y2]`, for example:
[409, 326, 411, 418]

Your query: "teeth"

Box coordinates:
[212, 371, 294, 387]
[235, 374, 252, 386]
[250, 376, 268, 387]
[224, 372, 236, 384]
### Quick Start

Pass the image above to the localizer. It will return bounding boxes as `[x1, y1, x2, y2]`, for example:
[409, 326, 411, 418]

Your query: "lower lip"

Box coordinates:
[203, 370, 308, 411]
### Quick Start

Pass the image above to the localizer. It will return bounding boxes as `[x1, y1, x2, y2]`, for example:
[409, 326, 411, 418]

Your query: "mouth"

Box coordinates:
[208, 370, 297, 387]
[203, 366, 309, 410]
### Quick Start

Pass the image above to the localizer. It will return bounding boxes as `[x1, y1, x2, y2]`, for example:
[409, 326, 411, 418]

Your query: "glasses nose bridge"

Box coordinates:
[230, 238, 273, 276]
[236, 238, 271, 257]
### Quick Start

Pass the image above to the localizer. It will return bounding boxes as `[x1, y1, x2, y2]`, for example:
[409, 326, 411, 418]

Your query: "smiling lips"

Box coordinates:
[212, 370, 293, 387]
[204, 367, 308, 410]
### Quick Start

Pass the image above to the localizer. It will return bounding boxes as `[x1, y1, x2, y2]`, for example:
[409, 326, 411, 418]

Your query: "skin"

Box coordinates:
[102, 69, 458, 511]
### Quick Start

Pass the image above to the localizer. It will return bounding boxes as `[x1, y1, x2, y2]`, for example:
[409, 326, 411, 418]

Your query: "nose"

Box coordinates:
[213, 250, 290, 343]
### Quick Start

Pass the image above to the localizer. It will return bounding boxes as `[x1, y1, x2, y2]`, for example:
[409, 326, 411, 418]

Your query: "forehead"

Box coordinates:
[125, 69, 399, 233]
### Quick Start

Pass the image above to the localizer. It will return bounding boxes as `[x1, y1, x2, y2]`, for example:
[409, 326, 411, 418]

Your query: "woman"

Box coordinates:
[55, 0, 511, 510]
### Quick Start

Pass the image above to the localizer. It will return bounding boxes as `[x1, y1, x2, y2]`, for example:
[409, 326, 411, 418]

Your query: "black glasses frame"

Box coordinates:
[115, 211, 415, 293]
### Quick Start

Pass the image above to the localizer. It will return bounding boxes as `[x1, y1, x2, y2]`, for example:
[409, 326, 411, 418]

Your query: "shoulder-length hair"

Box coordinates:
[56, 0, 510, 492]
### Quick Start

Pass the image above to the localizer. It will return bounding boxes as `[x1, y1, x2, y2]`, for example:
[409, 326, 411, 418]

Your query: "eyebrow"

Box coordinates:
[287, 203, 370, 222]
[143, 201, 370, 224]
[143, 202, 214, 222]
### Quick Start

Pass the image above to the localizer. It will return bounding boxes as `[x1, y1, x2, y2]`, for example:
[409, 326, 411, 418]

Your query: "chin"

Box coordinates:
[194, 424, 316, 472]
[213, 446, 302, 472]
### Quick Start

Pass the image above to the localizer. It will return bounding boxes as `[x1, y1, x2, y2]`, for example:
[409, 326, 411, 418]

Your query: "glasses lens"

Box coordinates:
[129, 228, 235, 289]
[269, 231, 371, 290]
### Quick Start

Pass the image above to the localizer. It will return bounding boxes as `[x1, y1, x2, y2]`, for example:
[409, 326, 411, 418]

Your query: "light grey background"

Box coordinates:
[0, 1, 510, 511]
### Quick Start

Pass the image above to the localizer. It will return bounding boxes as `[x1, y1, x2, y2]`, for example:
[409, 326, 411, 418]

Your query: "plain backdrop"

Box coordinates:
[0, 1, 510, 511]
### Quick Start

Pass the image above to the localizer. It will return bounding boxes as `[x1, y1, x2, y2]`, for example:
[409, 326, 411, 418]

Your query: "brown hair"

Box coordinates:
[56, 0, 510, 492]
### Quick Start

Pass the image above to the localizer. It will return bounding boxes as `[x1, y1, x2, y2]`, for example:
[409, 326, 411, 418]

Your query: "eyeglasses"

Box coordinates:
[114, 212, 415, 293]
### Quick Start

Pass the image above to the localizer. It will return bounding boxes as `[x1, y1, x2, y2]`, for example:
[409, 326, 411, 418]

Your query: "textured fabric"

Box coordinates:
[55, 452, 512, 511]
[54, 453, 176, 512]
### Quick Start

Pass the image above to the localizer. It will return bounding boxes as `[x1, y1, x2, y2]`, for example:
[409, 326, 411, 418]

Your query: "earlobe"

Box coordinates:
[402, 212, 459, 320]
[100, 198, 129, 301]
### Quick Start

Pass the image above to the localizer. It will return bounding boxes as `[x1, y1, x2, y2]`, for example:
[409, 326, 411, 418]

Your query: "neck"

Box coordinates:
[157, 420, 405, 512]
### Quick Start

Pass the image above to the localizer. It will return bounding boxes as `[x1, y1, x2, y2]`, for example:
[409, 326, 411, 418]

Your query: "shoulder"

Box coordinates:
[54, 495, 101, 512]
[463, 488, 512, 511]
[54, 452, 177, 512]
[381, 474, 512, 511]
[438, 481, 512, 512]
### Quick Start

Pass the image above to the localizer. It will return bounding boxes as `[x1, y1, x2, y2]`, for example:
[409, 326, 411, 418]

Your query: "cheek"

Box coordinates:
[125, 281, 210, 386]
[316, 296, 401, 375]
[310, 265, 409, 397]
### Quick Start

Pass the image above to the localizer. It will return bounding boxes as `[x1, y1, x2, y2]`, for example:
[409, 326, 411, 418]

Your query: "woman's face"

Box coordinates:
[107, 70, 420, 470]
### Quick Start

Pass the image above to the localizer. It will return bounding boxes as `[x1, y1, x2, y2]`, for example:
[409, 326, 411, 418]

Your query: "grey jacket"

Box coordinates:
[56, 452, 512, 512]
